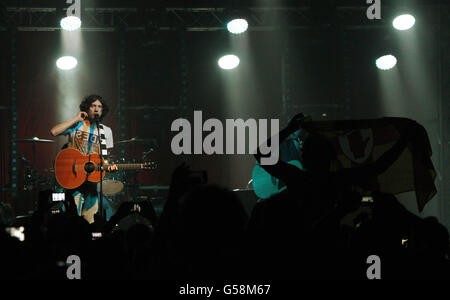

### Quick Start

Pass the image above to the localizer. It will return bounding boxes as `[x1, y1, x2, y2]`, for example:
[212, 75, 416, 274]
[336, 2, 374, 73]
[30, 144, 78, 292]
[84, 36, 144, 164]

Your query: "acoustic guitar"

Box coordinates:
[54, 148, 156, 190]
[251, 160, 303, 199]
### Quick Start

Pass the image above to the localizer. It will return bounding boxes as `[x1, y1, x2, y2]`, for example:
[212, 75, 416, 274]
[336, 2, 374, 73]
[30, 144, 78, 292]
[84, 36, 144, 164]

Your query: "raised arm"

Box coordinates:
[50, 111, 87, 136]
[254, 113, 309, 182]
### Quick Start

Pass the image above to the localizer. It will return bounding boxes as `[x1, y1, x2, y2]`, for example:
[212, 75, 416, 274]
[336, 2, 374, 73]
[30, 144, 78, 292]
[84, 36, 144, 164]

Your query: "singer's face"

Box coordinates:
[88, 99, 103, 120]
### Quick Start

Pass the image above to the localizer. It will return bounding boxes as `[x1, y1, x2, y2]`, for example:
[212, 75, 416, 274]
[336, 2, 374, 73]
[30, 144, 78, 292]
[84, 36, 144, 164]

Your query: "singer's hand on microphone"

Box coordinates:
[76, 112, 88, 122]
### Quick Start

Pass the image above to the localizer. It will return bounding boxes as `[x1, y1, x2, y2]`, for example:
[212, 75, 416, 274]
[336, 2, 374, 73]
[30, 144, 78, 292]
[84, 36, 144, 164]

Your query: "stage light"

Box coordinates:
[56, 56, 78, 70]
[218, 55, 240, 70]
[227, 18, 248, 34]
[60, 16, 81, 31]
[393, 14, 415, 31]
[225, 8, 249, 34]
[376, 54, 397, 70]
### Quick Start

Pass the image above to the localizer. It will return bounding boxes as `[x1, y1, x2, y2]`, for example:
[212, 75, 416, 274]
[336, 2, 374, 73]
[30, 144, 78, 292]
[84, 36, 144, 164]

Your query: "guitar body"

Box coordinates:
[252, 160, 303, 199]
[55, 148, 105, 190]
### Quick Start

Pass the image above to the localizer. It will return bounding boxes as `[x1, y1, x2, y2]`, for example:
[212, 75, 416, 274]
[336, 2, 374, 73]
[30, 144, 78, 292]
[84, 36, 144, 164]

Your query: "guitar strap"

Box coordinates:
[98, 123, 108, 157]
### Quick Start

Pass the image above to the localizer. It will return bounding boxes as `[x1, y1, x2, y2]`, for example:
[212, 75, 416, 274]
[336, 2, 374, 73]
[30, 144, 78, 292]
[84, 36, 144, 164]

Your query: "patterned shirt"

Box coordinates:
[62, 120, 113, 155]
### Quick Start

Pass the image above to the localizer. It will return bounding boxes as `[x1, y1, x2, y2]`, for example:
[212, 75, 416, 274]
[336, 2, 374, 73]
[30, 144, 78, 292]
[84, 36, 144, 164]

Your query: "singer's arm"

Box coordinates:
[50, 112, 87, 136]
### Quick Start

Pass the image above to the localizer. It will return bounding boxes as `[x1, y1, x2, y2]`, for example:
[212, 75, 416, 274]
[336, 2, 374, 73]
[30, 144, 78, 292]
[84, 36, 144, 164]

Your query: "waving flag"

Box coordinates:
[304, 117, 436, 212]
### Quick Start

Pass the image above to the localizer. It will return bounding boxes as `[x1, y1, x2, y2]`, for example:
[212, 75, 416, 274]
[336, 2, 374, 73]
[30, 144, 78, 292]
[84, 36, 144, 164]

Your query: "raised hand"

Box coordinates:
[287, 112, 312, 130]
[115, 201, 136, 219]
[171, 162, 190, 184]
[76, 111, 88, 122]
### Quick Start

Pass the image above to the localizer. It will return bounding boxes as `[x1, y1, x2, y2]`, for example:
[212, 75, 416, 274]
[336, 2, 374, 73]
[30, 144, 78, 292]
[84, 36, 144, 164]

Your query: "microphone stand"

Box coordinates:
[95, 116, 104, 220]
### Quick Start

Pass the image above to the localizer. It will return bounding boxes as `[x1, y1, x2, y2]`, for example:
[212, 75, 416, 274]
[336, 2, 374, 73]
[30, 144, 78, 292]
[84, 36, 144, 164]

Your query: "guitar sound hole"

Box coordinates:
[84, 162, 96, 173]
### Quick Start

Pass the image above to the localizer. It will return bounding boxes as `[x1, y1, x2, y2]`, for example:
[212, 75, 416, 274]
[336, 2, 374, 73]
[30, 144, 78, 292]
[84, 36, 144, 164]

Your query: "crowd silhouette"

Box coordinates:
[0, 115, 449, 280]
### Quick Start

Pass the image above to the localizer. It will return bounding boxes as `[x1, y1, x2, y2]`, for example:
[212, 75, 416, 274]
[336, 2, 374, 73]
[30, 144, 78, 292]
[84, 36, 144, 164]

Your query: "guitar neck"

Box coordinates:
[116, 163, 145, 170]
[100, 163, 144, 170]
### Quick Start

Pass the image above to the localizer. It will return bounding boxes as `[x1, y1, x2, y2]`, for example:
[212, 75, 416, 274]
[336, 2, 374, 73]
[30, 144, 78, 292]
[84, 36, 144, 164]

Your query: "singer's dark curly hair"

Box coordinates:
[79, 94, 110, 121]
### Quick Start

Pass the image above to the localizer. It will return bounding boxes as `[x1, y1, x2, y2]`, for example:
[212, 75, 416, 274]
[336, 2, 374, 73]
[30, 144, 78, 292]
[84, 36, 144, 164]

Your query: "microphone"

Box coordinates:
[94, 114, 100, 124]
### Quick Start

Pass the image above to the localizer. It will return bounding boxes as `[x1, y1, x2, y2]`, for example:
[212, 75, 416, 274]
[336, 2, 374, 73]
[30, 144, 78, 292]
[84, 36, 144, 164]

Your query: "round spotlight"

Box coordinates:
[376, 54, 397, 70]
[227, 19, 248, 34]
[393, 14, 415, 31]
[56, 56, 78, 70]
[218, 55, 240, 70]
[60, 16, 81, 31]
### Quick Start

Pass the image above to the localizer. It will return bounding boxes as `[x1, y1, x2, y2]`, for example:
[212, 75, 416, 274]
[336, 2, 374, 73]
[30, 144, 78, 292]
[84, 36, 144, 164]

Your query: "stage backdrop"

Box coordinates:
[0, 25, 442, 222]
